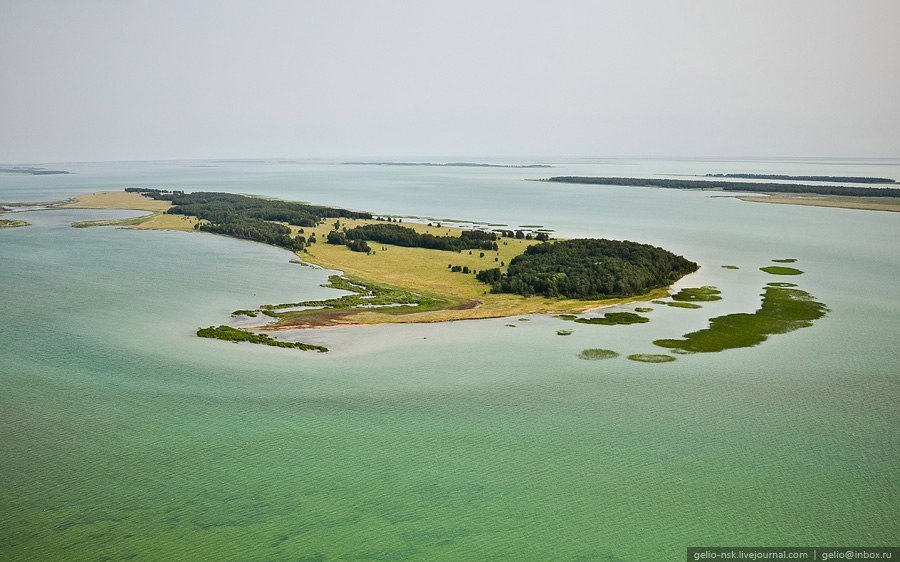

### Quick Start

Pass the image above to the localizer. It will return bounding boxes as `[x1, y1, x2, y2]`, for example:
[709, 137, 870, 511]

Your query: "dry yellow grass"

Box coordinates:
[739, 193, 900, 212]
[130, 213, 200, 231]
[62, 191, 173, 212]
[60, 191, 198, 231]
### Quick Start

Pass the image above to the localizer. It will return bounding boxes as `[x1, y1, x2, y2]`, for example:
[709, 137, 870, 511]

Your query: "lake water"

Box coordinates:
[1, 158, 898, 560]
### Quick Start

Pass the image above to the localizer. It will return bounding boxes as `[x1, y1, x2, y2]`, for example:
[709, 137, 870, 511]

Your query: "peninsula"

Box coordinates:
[58, 190, 696, 331]
[542, 176, 900, 212]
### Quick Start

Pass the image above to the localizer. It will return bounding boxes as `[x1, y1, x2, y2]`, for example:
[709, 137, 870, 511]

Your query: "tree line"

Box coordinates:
[476, 238, 698, 299]
[333, 223, 500, 252]
[705, 173, 896, 184]
[544, 177, 900, 197]
[128, 189, 370, 251]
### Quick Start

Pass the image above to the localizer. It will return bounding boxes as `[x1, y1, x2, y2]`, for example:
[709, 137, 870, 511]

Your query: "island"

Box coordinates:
[0, 218, 31, 229]
[343, 161, 551, 168]
[0, 166, 70, 175]
[57, 190, 699, 346]
[541, 176, 900, 212]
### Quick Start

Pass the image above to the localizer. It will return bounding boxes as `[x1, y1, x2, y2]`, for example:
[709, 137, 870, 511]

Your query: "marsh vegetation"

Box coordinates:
[578, 348, 619, 360]
[196, 325, 327, 352]
[627, 354, 676, 363]
[761, 266, 804, 275]
[653, 286, 827, 353]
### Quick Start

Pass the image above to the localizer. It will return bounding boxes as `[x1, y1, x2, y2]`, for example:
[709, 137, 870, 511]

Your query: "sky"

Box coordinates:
[1, 0, 898, 163]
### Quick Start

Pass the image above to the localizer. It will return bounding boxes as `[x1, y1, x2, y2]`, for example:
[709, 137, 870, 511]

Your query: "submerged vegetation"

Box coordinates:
[578, 348, 619, 360]
[761, 266, 804, 275]
[556, 329, 573, 336]
[479, 239, 698, 299]
[543, 176, 900, 197]
[0, 219, 30, 229]
[627, 354, 676, 363]
[196, 325, 327, 352]
[559, 312, 650, 325]
[653, 285, 828, 353]
[666, 301, 703, 309]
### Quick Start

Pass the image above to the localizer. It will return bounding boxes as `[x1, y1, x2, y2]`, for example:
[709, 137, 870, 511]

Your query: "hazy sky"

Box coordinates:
[2, 0, 898, 163]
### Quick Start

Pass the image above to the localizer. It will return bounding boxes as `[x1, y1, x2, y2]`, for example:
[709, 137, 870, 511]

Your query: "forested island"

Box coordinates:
[68, 189, 697, 338]
[704, 173, 896, 184]
[543, 176, 900, 197]
[343, 161, 551, 168]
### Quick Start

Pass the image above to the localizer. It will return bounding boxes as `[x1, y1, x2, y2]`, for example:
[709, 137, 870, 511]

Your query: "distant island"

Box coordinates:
[0, 167, 70, 175]
[343, 161, 551, 168]
[704, 173, 896, 184]
[543, 176, 900, 197]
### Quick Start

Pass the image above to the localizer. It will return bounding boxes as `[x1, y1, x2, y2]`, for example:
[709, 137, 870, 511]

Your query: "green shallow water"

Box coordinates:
[2, 159, 900, 560]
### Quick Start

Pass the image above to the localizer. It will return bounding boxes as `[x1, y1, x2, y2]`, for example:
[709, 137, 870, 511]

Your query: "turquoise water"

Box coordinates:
[1, 159, 898, 560]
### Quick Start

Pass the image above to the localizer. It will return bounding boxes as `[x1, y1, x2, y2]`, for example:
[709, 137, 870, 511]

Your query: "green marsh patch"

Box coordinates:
[653, 286, 827, 353]
[761, 266, 804, 275]
[0, 219, 30, 229]
[672, 286, 722, 302]
[578, 348, 619, 360]
[627, 354, 676, 363]
[556, 329, 573, 336]
[721, 265, 739, 270]
[767, 282, 797, 288]
[558, 312, 649, 325]
[634, 307, 653, 313]
[196, 325, 327, 352]
[772, 258, 797, 263]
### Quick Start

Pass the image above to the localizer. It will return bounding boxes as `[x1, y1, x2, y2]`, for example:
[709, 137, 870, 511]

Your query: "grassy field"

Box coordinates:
[63, 191, 173, 212]
[273, 218, 673, 326]
[67, 191, 681, 326]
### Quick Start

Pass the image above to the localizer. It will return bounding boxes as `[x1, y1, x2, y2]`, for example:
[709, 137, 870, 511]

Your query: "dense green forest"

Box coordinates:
[477, 239, 698, 299]
[338, 223, 499, 252]
[543, 177, 900, 197]
[130, 189, 370, 251]
[704, 173, 896, 184]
